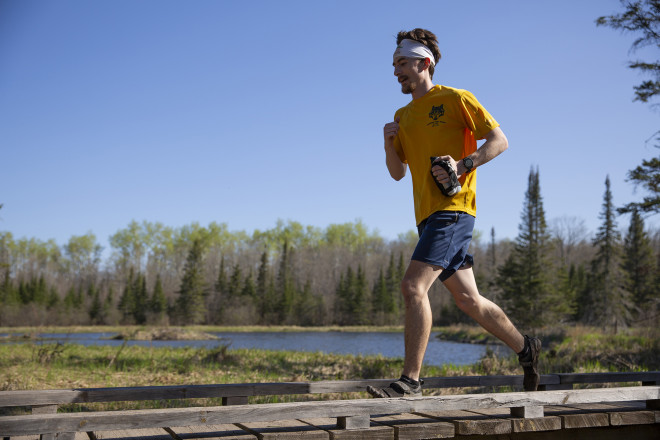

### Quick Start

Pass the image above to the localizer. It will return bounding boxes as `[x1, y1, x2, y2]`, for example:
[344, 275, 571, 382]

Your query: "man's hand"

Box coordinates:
[383, 116, 406, 181]
[431, 155, 459, 184]
[383, 117, 400, 143]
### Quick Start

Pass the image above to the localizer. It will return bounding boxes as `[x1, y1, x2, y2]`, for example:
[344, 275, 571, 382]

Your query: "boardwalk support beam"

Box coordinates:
[337, 415, 371, 429]
[511, 405, 544, 418]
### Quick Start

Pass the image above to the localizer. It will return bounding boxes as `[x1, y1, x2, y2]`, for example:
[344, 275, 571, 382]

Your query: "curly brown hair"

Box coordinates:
[396, 28, 441, 78]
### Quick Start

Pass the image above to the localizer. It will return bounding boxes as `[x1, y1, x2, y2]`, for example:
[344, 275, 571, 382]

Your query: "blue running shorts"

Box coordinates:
[411, 211, 475, 282]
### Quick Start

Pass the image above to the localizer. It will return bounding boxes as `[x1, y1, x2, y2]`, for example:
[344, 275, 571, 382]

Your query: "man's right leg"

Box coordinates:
[367, 260, 440, 398]
[401, 260, 443, 381]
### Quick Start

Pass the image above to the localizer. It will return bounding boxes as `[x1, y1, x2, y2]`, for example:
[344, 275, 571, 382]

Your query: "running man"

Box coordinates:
[367, 28, 540, 398]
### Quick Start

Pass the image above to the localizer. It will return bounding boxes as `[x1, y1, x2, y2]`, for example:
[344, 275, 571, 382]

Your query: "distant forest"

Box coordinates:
[1, 170, 658, 330]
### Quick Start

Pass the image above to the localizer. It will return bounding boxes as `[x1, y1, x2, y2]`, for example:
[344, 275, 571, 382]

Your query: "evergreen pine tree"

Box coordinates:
[18, 280, 29, 304]
[498, 167, 568, 327]
[63, 286, 78, 310]
[277, 240, 296, 321]
[150, 273, 167, 316]
[209, 257, 227, 323]
[215, 257, 228, 294]
[47, 286, 59, 309]
[1, 270, 19, 305]
[622, 208, 655, 312]
[241, 269, 256, 298]
[119, 268, 136, 322]
[296, 278, 318, 326]
[384, 252, 403, 316]
[256, 250, 270, 321]
[352, 264, 369, 325]
[176, 238, 207, 325]
[74, 284, 84, 309]
[133, 273, 148, 324]
[372, 268, 388, 316]
[0, 269, 9, 304]
[228, 263, 243, 298]
[103, 286, 114, 321]
[335, 267, 354, 325]
[89, 288, 102, 324]
[33, 275, 47, 305]
[586, 176, 633, 330]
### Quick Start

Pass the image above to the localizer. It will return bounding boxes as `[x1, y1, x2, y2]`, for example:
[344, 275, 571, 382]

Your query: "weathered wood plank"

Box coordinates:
[560, 412, 609, 429]
[0, 375, 561, 408]
[564, 402, 640, 412]
[5, 372, 659, 408]
[609, 410, 656, 426]
[0, 384, 311, 407]
[167, 424, 256, 439]
[464, 407, 561, 433]
[457, 425, 660, 440]
[416, 409, 510, 436]
[557, 372, 660, 385]
[511, 416, 561, 433]
[300, 418, 393, 440]
[236, 420, 328, 440]
[1, 387, 658, 436]
[89, 428, 173, 439]
[371, 413, 454, 439]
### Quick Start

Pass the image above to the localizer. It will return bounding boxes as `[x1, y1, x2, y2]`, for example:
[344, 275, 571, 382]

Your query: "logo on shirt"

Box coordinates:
[427, 105, 446, 127]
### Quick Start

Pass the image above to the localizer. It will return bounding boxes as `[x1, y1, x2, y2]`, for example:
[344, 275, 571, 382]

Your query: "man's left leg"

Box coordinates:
[443, 266, 541, 391]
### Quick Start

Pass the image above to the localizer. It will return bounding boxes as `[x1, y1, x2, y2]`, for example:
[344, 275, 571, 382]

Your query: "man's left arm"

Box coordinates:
[456, 127, 508, 177]
[431, 127, 508, 183]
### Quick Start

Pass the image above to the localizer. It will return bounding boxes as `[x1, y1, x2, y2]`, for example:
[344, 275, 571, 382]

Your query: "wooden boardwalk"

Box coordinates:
[1, 372, 658, 439]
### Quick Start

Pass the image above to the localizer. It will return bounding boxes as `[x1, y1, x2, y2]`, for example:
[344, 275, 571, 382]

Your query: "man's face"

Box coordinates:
[393, 57, 423, 95]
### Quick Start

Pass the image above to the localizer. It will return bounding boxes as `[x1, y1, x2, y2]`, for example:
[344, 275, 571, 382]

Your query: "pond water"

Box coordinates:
[1, 331, 507, 367]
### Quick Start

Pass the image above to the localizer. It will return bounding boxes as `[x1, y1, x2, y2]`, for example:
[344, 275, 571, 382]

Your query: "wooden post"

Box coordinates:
[646, 399, 660, 410]
[223, 396, 248, 405]
[511, 406, 544, 418]
[337, 415, 370, 429]
[34, 405, 58, 440]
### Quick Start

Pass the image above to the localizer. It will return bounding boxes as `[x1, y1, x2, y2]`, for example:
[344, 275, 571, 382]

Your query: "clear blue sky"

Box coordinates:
[1, 0, 658, 251]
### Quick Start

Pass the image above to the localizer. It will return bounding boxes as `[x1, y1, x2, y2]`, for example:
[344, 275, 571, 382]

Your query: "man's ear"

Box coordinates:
[417, 58, 431, 72]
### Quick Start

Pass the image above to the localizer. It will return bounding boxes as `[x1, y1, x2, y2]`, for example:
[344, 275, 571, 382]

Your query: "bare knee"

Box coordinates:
[453, 291, 480, 314]
[401, 277, 427, 306]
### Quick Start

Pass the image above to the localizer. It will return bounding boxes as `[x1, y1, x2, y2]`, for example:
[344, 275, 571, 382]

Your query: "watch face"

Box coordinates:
[464, 158, 473, 170]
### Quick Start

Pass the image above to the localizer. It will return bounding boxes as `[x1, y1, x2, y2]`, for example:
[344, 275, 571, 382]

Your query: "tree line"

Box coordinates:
[2, 2, 659, 331]
[1, 167, 658, 330]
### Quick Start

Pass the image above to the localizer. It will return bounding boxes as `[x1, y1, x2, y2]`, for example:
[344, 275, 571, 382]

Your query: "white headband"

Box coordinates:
[393, 39, 435, 66]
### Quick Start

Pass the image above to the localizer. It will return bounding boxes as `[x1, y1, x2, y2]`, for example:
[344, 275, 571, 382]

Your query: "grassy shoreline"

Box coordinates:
[0, 324, 519, 340]
[1, 325, 657, 413]
[0, 325, 407, 336]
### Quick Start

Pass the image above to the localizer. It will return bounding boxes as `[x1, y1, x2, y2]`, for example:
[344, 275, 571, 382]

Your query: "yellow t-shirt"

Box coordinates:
[393, 85, 499, 225]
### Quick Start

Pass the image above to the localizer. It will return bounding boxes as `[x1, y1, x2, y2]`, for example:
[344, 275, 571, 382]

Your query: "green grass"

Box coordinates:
[1, 325, 657, 413]
[0, 325, 407, 335]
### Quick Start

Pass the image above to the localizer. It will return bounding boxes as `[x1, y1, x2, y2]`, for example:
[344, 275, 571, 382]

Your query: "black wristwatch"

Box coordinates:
[462, 157, 474, 173]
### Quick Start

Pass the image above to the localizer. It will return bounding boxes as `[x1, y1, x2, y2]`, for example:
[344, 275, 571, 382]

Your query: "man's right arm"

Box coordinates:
[384, 117, 407, 181]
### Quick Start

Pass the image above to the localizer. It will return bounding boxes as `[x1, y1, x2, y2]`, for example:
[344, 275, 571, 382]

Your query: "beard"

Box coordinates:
[399, 77, 416, 94]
